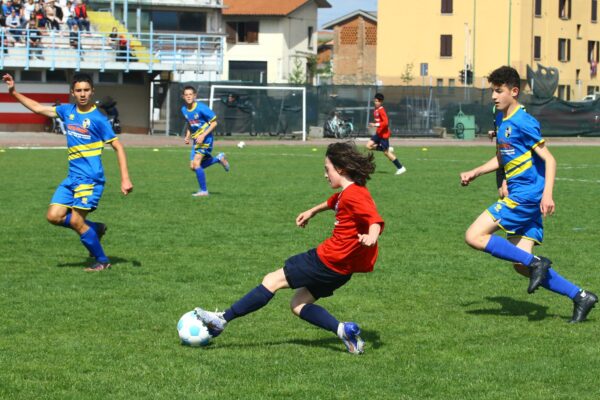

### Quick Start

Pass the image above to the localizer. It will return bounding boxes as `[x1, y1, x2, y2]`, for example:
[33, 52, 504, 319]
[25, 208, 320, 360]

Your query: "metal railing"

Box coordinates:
[0, 28, 224, 72]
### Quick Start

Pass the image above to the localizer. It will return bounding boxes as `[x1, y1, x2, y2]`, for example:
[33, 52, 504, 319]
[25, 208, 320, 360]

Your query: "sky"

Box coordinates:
[318, 0, 378, 30]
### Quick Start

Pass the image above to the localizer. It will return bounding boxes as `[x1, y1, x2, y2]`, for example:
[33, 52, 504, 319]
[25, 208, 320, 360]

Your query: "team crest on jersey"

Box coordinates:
[82, 119, 91, 129]
[504, 126, 512, 138]
[194, 114, 199, 119]
[82, 198, 88, 204]
[495, 203, 502, 212]
[69, 114, 75, 120]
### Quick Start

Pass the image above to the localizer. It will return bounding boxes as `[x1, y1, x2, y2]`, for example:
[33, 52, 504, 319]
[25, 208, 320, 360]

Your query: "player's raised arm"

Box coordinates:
[109, 139, 134, 195]
[460, 155, 501, 186]
[296, 201, 329, 228]
[2, 74, 57, 118]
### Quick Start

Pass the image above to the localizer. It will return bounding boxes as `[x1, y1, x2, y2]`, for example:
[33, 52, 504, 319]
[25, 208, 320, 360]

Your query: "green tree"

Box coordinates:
[400, 63, 415, 85]
[288, 58, 305, 85]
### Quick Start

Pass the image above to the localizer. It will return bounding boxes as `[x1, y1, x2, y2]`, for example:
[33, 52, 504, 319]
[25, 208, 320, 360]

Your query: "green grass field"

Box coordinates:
[1, 144, 599, 399]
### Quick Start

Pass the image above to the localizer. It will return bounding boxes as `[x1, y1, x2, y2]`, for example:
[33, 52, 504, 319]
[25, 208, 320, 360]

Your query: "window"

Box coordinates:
[46, 70, 67, 83]
[20, 70, 43, 82]
[98, 72, 120, 83]
[577, 24, 582, 38]
[226, 21, 259, 44]
[448, 78, 455, 87]
[229, 61, 267, 83]
[588, 40, 599, 62]
[558, 84, 570, 100]
[341, 26, 358, 45]
[123, 71, 145, 85]
[440, 35, 452, 57]
[534, 36, 542, 59]
[436, 79, 444, 87]
[150, 11, 207, 32]
[558, 38, 571, 61]
[559, 0, 571, 19]
[441, 0, 453, 14]
[535, 0, 543, 16]
[587, 85, 599, 95]
[307, 26, 314, 49]
[593, 0, 598, 22]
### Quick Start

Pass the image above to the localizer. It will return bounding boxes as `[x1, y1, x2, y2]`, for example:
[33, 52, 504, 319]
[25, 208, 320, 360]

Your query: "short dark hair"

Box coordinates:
[71, 73, 94, 90]
[326, 142, 375, 186]
[183, 86, 197, 94]
[487, 66, 521, 91]
[374, 93, 384, 102]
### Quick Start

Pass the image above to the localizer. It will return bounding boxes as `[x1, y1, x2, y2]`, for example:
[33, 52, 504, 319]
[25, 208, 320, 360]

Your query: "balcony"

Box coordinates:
[0, 29, 224, 73]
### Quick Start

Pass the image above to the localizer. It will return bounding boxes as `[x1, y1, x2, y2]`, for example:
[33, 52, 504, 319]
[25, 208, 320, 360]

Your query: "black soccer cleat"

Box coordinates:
[527, 256, 552, 294]
[569, 290, 598, 323]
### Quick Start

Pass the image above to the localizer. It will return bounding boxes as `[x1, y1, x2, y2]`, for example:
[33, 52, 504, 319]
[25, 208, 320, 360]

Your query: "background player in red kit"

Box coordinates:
[367, 93, 406, 175]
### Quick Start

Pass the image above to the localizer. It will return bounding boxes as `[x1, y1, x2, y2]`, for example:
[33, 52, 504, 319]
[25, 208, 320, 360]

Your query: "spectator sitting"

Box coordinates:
[1, 26, 16, 53]
[73, 0, 89, 32]
[69, 22, 79, 48]
[27, 15, 43, 59]
[11, 0, 20, 14]
[109, 26, 118, 49]
[64, 0, 76, 30]
[43, 0, 59, 30]
[23, 0, 34, 21]
[2, 0, 14, 18]
[33, 3, 45, 29]
[6, 9, 22, 41]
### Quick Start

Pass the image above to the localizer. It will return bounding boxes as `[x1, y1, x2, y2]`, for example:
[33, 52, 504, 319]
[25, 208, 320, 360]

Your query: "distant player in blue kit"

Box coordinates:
[2, 73, 133, 271]
[181, 86, 229, 197]
[460, 66, 597, 323]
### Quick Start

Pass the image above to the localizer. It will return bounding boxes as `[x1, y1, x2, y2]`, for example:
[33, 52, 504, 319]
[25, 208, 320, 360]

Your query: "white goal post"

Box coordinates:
[209, 84, 307, 141]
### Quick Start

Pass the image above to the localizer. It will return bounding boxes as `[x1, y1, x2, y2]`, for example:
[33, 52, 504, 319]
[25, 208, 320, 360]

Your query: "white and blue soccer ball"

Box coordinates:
[237, 141, 246, 149]
[177, 311, 211, 347]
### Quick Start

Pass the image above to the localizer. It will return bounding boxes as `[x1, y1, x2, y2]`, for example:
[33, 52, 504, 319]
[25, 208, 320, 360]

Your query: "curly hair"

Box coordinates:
[487, 66, 521, 91]
[325, 142, 375, 186]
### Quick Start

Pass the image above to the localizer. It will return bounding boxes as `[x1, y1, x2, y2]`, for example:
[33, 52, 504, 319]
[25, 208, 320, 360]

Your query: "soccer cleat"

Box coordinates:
[395, 166, 407, 176]
[194, 307, 227, 337]
[217, 152, 230, 172]
[337, 322, 365, 355]
[569, 290, 598, 323]
[192, 191, 209, 197]
[88, 223, 107, 257]
[527, 256, 552, 294]
[84, 261, 111, 272]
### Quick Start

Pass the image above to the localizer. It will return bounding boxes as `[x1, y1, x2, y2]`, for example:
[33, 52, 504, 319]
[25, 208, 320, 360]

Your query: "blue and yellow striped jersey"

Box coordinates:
[55, 104, 117, 183]
[181, 101, 216, 140]
[496, 106, 546, 204]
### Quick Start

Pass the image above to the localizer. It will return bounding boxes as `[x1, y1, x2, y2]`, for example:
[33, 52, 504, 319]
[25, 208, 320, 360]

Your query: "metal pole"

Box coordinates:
[124, 0, 128, 30]
[302, 87, 307, 141]
[472, 0, 476, 86]
[508, 0, 512, 65]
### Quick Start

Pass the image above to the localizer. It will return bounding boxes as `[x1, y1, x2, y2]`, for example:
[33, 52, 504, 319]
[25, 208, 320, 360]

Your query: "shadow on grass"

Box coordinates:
[464, 296, 555, 321]
[56, 256, 142, 268]
[204, 328, 382, 353]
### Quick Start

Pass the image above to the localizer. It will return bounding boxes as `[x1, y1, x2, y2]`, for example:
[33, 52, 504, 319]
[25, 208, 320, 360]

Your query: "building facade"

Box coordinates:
[378, 0, 600, 100]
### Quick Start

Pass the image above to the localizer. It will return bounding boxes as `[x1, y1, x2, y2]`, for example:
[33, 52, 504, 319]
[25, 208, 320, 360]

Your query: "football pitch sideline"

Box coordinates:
[1, 145, 599, 399]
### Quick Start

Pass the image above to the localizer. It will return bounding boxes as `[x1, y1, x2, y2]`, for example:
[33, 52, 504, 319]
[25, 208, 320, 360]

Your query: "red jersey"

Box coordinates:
[373, 105, 390, 139]
[317, 184, 384, 275]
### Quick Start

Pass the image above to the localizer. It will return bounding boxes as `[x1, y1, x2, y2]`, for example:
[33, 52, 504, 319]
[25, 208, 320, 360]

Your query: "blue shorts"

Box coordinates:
[486, 197, 543, 244]
[50, 176, 104, 211]
[283, 248, 351, 299]
[191, 134, 214, 159]
[370, 134, 389, 151]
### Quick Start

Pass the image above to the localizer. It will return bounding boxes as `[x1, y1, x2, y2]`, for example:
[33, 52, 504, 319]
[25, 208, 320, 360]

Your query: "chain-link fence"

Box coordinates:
[151, 82, 600, 138]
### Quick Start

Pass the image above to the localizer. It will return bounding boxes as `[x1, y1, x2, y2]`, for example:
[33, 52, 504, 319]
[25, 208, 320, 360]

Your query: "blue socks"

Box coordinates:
[299, 303, 340, 334]
[484, 235, 534, 266]
[392, 159, 403, 169]
[80, 228, 109, 263]
[541, 268, 581, 299]
[223, 284, 274, 322]
[201, 157, 220, 168]
[195, 167, 207, 192]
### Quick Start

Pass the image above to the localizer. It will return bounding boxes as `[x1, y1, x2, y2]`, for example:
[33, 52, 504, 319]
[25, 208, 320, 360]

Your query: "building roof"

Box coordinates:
[223, 0, 331, 16]
[322, 9, 377, 30]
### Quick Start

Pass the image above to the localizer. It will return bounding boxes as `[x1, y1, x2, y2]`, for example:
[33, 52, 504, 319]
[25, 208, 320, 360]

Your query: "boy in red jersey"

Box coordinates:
[367, 93, 406, 175]
[195, 142, 384, 354]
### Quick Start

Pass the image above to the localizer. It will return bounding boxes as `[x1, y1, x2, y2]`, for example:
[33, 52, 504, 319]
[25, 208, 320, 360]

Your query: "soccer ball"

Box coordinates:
[237, 141, 246, 149]
[177, 311, 211, 347]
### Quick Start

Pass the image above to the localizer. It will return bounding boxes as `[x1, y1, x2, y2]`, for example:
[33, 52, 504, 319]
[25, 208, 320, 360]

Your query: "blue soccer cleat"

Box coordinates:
[216, 152, 230, 172]
[338, 322, 365, 354]
[194, 307, 227, 337]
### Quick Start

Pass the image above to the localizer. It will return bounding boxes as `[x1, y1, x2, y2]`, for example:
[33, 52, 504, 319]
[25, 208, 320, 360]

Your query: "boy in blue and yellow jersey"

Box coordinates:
[181, 86, 229, 197]
[2, 73, 133, 271]
[460, 66, 596, 323]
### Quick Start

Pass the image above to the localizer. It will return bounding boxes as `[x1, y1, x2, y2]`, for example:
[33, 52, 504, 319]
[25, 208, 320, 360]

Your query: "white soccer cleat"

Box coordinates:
[395, 166, 407, 176]
[194, 307, 227, 337]
[337, 322, 365, 355]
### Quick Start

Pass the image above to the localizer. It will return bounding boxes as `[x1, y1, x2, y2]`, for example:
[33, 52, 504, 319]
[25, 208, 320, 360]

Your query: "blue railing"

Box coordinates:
[0, 29, 224, 72]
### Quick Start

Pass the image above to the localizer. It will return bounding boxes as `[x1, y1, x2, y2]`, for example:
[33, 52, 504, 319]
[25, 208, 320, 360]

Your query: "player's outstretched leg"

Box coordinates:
[217, 152, 230, 172]
[86, 222, 107, 257]
[570, 290, 598, 323]
[337, 322, 365, 355]
[527, 256, 552, 294]
[194, 308, 227, 337]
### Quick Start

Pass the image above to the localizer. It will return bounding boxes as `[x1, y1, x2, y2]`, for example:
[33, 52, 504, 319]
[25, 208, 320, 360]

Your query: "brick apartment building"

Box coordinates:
[322, 10, 377, 85]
